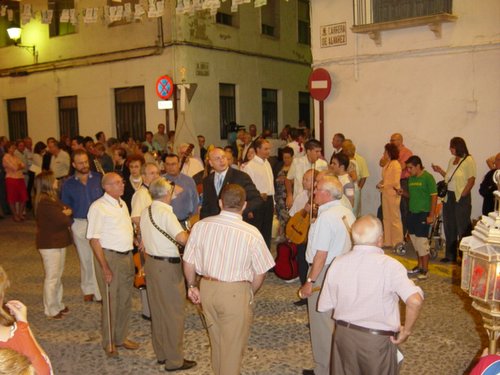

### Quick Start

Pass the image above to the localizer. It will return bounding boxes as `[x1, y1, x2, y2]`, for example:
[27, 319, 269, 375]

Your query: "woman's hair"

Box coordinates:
[341, 140, 356, 158]
[450, 137, 469, 157]
[242, 147, 255, 164]
[34, 171, 58, 214]
[33, 142, 47, 155]
[384, 143, 399, 160]
[0, 348, 35, 375]
[0, 266, 14, 326]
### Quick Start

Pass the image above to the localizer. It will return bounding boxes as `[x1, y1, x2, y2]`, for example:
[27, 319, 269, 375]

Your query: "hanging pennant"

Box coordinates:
[41, 9, 54, 24]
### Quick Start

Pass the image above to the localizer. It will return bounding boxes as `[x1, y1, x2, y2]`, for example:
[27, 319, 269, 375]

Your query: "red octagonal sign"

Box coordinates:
[308, 68, 332, 101]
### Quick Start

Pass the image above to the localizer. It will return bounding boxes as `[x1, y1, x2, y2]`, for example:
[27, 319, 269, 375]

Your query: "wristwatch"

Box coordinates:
[306, 277, 315, 284]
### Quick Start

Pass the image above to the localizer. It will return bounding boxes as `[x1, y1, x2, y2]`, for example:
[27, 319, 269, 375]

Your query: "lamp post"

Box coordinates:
[461, 170, 500, 354]
[7, 24, 38, 63]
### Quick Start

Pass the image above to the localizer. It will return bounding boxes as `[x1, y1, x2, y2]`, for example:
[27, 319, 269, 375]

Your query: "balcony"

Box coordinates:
[352, 0, 457, 45]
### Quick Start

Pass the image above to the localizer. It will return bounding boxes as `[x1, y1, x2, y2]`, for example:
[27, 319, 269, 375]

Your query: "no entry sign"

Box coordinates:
[308, 68, 332, 101]
[156, 75, 174, 100]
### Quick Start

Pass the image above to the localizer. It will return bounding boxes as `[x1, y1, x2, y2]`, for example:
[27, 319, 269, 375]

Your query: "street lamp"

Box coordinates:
[6, 23, 38, 63]
[461, 170, 500, 354]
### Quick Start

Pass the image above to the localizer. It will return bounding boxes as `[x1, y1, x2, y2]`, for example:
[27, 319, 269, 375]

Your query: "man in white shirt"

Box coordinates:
[298, 176, 356, 375]
[87, 172, 139, 357]
[285, 139, 328, 209]
[243, 138, 275, 247]
[140, 178, 196, 372]
[178, 143, 204, 178]
[329, 133, 345, 164]
[48, 139, 70, 180]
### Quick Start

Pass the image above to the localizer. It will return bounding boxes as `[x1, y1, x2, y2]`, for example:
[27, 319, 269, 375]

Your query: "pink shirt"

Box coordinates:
[183, 210, 275, 282]
[398, 145, 413, 179]
[2, 153, 24, 179]
[318, 245, 423, 331]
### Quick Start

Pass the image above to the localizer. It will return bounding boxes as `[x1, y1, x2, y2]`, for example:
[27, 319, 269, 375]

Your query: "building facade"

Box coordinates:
[0, 0, 312, 147]
[310, 0, 500, 217]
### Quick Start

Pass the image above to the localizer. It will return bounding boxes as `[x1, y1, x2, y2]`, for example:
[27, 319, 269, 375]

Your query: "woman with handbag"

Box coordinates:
[34, 171, 73, 319]
[432, 137, 476, 263]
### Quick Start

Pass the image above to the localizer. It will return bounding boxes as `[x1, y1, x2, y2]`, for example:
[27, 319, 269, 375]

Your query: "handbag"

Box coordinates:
[436, 156, 469, 198]
[148, 206, 185, 254]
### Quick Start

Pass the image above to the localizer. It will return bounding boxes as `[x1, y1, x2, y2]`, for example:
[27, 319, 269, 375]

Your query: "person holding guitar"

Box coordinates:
[178, 143, 204, 178]
[287, 169, 317, 306]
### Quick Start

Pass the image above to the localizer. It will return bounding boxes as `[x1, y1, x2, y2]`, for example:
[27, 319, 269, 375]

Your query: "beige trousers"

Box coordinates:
[94, 250, 134, 349]
[200, 279, 254, 375]
[145, 257, 185, 369]
[382, 193, 403, 247]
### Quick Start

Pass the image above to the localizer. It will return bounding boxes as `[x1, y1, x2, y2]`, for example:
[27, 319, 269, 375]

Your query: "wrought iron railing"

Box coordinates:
[353, 0, 453, 26]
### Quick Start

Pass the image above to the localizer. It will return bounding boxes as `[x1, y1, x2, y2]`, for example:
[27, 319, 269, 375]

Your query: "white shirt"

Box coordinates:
[305, 200, 356, 264]
[289, 190, 310, 217]
[140, 200, 184, 258]
[243, 156, 275, 196]
[50, 150, 70, 178]
[131, 185, 152, 219]
[287, 141, 305, 157]
[181, 157, 204, 178]
[287, 155, 328, 199]
[86, 193, 134, 252]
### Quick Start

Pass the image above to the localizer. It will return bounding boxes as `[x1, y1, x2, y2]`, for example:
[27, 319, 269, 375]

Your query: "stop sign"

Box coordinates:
[308, 68, 332, 101]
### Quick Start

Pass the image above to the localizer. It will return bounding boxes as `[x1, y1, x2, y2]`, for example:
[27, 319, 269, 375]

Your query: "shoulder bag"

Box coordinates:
[436, 155, 468, 198]
[148, 206, 185, 254]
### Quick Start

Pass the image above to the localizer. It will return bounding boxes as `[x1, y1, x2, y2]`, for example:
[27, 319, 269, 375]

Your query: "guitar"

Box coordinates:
[133, 250, 146, 289]
[179, 143, 195, 172]
[285, 209, 311, 244]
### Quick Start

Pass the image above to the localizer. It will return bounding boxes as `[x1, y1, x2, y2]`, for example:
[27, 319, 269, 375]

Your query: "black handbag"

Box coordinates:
[436, 156, 468, 198]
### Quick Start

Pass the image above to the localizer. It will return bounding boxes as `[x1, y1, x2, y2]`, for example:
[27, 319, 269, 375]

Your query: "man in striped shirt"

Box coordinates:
[183, 184, 275, 375]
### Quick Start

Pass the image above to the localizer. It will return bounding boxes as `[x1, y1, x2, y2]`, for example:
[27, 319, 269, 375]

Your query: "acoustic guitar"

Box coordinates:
[285, 209, 310, 244]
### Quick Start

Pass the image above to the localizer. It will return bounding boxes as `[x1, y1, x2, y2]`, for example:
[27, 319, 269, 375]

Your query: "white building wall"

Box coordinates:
[311, 0, 500, 218]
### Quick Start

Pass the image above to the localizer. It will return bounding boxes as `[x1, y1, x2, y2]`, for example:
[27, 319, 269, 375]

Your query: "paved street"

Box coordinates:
[0, 216, 487, 374]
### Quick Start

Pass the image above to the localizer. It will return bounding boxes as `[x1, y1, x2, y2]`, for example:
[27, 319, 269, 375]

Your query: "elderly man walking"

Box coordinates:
[298, 176, 356, 375]
[319, 215, 424, 375]
[140, 178, 196, 372]
[183, 184, 275, 375]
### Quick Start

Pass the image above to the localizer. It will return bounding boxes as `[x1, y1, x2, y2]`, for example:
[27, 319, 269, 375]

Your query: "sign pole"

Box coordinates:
[319, 100, 325, 152]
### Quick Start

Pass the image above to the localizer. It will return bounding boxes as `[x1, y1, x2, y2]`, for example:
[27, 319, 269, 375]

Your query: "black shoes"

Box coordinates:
[165, 359, 197, 372]
[302, 370, 315, 375]
[294, 299, 307, 306]
[440, 258, 456, 263]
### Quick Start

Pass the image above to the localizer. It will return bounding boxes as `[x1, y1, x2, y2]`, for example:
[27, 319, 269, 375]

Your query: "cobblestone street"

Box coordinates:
[0, 217, 487, 374]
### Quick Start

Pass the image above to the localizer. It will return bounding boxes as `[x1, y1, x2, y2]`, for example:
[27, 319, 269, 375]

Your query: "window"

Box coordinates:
[261, 0, 279, 38]
[7, 98, 28, 141]
[0, 1, 19, 48]
[298, 0, 310, 45]
[216, 1, 239, 27]
[114, 86, 146, 142]
[58, 96, 79, 138]
[262, 89, 278, 135]
[355, 0, 453, 25]
[48, 0, 76, 37]
[298, 92, 311, 129]
[219, 84, 236, 140]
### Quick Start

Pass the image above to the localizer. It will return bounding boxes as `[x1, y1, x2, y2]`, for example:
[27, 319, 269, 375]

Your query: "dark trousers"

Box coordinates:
[443, 191, 472, 261]
[297, 242, 308, 285]
[258, 196, 274, 249]
[400, 178, 409, 235]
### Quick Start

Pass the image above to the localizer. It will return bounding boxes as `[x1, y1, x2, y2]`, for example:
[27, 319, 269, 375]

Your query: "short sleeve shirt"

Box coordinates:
[408, 170, 437, 213]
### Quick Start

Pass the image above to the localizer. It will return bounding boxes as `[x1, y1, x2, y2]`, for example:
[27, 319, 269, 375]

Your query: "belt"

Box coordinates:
[104, 249, 132, 255]
[335, 320, 398, 338]
[202, 276, 248, 283]
[147, 254, 181, 264]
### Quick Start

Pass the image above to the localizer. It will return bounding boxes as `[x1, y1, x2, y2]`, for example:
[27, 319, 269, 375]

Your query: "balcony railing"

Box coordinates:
[354, 0, 453, 26]
[352, 0, 456, 45]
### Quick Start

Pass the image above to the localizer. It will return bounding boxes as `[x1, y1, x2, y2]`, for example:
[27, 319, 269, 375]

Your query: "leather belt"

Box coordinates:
[202, 276, 248, 283]
[104, 249, 132, 255]
[147, 254, 181, 264]
[335, 320, 398, 338]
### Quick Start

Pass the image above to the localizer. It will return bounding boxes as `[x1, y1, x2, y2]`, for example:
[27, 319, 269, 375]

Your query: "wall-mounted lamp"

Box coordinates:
[7, 24, 38, 63]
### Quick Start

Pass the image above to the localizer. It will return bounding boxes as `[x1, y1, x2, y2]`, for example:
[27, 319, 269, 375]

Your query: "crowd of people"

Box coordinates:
[0, 123, 498, 375]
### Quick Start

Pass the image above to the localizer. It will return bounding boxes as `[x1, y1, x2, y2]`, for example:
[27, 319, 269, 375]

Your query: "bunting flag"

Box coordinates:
[0, 0, 279, 26]
[41, 9, 53, 24]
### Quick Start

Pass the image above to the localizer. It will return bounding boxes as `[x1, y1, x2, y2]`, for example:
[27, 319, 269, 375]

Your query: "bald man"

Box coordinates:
[87, 172, 138, 357]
